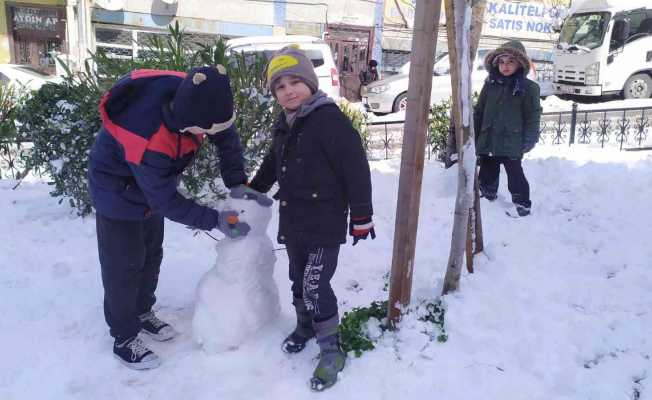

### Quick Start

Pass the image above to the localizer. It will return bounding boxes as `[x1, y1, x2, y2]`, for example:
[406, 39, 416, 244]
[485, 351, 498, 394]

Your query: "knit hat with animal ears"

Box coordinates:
[266, 45, 319, 96]
[173, 65, 236, 135]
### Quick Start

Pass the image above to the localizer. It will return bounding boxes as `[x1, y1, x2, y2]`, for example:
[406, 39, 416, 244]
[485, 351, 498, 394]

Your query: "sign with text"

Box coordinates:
[483, 1, 567, 40]
[11, 6, 62, 33]
[382, 0, 568, 41]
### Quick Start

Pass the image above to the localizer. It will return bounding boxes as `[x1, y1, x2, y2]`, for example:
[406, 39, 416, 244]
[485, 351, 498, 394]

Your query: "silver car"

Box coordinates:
[362, 49, 553, 115]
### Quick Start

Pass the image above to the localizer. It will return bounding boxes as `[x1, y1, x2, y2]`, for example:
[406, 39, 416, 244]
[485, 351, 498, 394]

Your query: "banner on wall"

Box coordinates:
[12, 6, 62, 33]
[483, 1, 568, 40]
[383, 0, 416, 28]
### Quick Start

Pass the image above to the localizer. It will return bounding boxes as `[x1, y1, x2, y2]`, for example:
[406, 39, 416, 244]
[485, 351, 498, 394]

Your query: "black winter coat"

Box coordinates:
[249, 103, 373, 245]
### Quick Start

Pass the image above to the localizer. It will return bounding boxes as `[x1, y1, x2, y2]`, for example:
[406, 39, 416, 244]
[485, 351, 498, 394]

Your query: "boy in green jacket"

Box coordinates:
[474, 40, 541, 216]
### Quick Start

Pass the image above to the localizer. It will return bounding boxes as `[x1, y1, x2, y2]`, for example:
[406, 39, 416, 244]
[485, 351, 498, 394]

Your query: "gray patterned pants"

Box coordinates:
[286, 240, 340, 321]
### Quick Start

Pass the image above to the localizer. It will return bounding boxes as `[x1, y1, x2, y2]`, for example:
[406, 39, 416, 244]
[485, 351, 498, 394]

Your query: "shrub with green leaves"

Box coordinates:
[339, 100, 370, 152]
[0, 83, 29, 179]
[339, 299, 447, 357]
[428, 97, 452, 162]
[429, 93, 480, 165]
[340, 301, 389, 357]
[16, 80, 101, 214]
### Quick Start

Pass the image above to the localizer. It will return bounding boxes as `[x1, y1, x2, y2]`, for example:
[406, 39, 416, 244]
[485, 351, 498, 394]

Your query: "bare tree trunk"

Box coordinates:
[441, 0, 486, 295]
[387, 0, 443, 324]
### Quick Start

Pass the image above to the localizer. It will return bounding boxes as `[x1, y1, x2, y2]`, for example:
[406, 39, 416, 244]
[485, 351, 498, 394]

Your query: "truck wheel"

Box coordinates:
[623, 73, 652, 99]
[393, 93, 408, 113]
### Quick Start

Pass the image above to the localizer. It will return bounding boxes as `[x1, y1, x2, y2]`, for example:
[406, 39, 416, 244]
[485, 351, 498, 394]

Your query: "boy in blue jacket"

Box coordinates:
[249, 47, 375, 391]
[88, 66, 264, 369]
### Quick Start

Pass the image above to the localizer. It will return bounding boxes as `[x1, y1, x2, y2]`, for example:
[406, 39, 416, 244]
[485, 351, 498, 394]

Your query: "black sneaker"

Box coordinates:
[516, 204, 531, 216]
[139, 311, 178, 341]
[113, 336, 161, 370]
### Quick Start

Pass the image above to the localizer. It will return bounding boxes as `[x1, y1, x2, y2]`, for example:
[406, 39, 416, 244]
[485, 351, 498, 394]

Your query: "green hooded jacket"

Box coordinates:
[474, 40, 542, 158]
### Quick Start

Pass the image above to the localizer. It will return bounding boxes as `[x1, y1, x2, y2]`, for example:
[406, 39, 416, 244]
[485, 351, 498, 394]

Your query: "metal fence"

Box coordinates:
[539, 103, 651, 150]
[365, 119, 441, 161]
[364, 103, 652, 160]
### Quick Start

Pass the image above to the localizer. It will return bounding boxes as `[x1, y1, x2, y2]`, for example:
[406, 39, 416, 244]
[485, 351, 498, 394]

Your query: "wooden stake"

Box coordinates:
[387, 0, 443, 324]
[442, 0, 487, 295]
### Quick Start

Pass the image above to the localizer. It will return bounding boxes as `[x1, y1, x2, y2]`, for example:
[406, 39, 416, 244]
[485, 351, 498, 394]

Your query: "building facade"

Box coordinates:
[90, 0, 378, 99]
[0, 0, 568, 84]
[1, 0, 69, 73]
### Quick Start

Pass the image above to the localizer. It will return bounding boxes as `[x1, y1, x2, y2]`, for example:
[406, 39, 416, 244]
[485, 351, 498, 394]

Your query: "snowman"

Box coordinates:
[192, 194, 280, 353]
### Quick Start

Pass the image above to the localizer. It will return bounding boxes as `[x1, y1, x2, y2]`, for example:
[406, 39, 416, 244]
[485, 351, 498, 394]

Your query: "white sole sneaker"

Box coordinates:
[113, 353, 161, 370]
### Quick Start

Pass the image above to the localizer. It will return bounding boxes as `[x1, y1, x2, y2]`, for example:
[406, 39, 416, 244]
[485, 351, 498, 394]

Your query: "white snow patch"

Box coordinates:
[0, 145, 651, 399]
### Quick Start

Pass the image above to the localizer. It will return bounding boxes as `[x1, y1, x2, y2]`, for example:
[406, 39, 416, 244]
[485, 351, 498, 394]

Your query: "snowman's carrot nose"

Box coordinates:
[227, 215, 239, 226]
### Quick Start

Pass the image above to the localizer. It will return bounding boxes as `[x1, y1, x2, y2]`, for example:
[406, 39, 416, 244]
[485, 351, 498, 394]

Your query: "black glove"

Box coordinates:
[230, 184, 273, 207]
[216, 210, 251, 239]
[349, 216, 376, 246]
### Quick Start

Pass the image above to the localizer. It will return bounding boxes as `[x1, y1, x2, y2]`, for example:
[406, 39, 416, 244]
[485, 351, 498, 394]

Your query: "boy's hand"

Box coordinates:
[216, 210, 251, 238]
[230, 184, 273, 207]
[349, 216, 376, 246]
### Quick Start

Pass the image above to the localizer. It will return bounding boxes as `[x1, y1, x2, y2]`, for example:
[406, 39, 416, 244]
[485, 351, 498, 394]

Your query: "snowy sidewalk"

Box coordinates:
[1, 146, 651, 400]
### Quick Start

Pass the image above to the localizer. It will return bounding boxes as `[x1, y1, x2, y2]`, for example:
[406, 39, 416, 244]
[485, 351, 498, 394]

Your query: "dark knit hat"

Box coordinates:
[266, 46, 319, 96]
[173, 65, 236, 135]
[484, 40, 531, 73]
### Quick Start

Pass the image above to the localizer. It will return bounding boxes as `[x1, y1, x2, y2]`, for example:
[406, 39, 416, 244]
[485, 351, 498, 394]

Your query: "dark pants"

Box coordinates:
[479, 155, 531, 208]
[286, 239, 340, 322]
[95, 213, 164, 341]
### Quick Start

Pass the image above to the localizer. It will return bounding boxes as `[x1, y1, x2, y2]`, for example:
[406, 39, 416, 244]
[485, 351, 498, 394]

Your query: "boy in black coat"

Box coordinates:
[248, 46, 375, 391]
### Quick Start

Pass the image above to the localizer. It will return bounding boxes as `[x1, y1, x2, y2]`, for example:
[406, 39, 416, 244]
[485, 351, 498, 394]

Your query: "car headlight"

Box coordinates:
[369, 84, 389, 94]
[585, 62, 599, 85]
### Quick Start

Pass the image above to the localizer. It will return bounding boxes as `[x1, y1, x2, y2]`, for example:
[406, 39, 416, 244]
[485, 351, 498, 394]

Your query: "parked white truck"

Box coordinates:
[553, 0, 652, 99]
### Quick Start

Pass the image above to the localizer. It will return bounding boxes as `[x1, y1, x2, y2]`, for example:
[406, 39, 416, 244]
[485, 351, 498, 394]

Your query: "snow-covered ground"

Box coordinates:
[1, 145, 651, 400]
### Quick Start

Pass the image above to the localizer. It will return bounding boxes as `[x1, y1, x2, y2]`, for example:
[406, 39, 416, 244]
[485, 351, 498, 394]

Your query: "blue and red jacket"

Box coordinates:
[88, 69, 246, 230]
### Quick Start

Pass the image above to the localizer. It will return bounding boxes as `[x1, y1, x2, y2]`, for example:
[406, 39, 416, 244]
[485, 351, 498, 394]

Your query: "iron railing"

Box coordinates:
[364, 103, 652, 160]
[539, 103, 651, 150]
[364, 119, 446, 161]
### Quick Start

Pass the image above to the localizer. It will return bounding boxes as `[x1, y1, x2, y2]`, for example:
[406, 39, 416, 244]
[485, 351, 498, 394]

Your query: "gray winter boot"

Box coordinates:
[310, 315, 346, 392]
[281, 297, 315, 353]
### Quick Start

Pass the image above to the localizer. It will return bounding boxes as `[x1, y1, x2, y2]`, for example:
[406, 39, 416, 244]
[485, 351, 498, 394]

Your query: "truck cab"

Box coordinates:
[553, 0, 652, 99]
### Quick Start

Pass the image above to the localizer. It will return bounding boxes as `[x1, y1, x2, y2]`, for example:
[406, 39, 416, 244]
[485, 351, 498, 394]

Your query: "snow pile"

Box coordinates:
[192, 197, 280, 353]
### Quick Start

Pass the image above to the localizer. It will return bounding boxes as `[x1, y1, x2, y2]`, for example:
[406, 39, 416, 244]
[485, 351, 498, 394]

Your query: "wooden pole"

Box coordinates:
[442, 0, 486, 295]
[469, 0, 485, 262]
[387, 0, 443, 324]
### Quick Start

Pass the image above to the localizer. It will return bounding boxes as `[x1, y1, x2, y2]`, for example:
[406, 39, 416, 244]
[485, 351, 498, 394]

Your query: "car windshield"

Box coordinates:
[559, 12, 610, 50]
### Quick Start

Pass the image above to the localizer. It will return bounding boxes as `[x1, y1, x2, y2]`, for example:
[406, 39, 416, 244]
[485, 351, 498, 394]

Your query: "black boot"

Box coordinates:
[281, 297, 315, 353]
[310, 315, 346, 391]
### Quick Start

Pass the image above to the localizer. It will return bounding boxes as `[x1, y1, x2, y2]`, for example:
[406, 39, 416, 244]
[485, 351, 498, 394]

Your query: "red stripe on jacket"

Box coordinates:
[147, 125, 204, 159]
[98, 93, 148, 164]
[131, 69, 187, 80]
